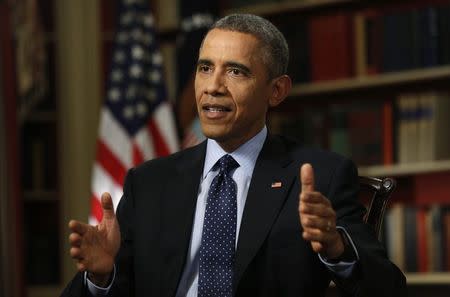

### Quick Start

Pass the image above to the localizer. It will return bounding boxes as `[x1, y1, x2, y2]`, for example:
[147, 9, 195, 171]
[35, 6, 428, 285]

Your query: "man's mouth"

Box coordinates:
[203, 105, 232, 112]
[201, 104, 232, 119]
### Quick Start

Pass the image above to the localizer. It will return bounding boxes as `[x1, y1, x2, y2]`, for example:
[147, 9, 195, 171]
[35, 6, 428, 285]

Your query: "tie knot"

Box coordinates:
[215, 154, 239, 175]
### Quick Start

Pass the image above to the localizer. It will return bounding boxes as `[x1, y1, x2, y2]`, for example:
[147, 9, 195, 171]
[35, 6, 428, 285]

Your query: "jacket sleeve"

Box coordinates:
[327, 158, 407, 297]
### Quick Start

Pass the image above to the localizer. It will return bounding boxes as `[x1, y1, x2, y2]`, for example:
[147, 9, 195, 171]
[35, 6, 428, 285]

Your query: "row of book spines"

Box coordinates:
[356, 7, 450, 75]
[396, 91, 450, 164]
[328, 92, 450, 165]
[268, 101, 388, 166]
[286, 2, 450, 83]
[270, 90, 450, 167]
[384, 204, 450, 273]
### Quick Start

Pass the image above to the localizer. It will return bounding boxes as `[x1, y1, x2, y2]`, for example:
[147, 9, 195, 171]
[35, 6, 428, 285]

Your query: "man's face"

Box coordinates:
[194, 29, 274, 152]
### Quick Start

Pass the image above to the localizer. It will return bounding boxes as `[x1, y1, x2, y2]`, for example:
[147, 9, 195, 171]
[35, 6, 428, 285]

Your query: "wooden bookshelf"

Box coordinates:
[288, 66, 450, 97]
[226, 0, 361, 16]
[406, 273, 450, 285]
[359, 160, 450, 177]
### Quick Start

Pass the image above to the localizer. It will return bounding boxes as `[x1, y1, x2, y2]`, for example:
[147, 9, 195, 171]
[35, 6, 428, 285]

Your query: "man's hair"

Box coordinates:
[207, 14, 289, 79]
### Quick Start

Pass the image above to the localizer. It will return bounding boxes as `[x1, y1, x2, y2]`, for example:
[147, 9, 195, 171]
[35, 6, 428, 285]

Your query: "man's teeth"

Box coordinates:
[207, 107, 226, 112]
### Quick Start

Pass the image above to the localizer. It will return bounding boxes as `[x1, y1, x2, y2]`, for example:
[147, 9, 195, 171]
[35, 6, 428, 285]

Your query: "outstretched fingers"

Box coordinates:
[69, 220, 89, 235]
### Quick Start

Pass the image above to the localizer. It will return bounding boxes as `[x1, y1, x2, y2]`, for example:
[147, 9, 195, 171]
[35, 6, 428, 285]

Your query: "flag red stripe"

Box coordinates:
[91, 194, 103, 222]
[148, 119, 171, 157]
[133, 142, 145, 166]
[96, 139, 127, 186]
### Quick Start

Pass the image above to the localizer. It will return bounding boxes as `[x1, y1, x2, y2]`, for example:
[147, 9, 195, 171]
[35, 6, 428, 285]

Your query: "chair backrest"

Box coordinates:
[359, 176, 396, 240]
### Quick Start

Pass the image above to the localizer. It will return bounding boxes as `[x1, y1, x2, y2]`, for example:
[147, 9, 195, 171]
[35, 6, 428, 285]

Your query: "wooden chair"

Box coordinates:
[359, 176, 396, 240]
[330, 176, 397, 297]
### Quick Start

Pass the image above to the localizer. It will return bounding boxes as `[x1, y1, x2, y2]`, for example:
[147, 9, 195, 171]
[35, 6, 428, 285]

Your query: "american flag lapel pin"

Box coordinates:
[271, 181, 282, 188]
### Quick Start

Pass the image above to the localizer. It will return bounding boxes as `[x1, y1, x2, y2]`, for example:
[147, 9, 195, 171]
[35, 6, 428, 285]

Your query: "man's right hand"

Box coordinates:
[68, 192, 121, 287]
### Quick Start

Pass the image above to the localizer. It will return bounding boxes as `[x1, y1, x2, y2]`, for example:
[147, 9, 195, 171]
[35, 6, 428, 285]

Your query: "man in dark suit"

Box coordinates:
[63, 14, 406, 297]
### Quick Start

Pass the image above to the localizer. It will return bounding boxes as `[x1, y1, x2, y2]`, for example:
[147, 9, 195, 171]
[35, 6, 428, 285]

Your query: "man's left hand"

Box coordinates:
[299, 163, 345, 260]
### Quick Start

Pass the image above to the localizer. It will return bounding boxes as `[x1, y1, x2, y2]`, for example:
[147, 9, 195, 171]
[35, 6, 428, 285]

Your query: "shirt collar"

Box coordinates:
[203, 126, 267, 180]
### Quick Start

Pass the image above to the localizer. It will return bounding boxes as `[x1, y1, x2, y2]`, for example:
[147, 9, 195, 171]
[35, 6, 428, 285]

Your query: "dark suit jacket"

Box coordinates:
[61, 135, 406, 297]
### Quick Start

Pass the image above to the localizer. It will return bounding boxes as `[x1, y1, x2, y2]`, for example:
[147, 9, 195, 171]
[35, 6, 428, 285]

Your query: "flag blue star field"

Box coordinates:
[90, 0, 178, 224]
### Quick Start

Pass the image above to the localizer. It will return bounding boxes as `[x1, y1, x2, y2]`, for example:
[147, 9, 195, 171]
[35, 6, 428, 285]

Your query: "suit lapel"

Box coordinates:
[234, 136, 296, 291]
[160, 142, 206, 297]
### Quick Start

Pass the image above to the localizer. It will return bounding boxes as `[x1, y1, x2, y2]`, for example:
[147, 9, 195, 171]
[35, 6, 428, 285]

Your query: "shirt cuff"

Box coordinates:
[84, 265, 116, 296]
[319, 226, 359, 278]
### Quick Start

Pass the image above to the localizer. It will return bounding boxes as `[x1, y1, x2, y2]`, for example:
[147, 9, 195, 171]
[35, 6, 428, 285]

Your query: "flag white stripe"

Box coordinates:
[99, 108, 133, 168]
[134, 126, 156, 160]
[91, 163, 124, 211]
[153, 102, 179, 153]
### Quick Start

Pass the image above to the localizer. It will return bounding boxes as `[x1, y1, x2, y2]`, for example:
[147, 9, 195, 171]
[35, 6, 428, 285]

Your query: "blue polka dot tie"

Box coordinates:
[199, 154, 239, 297]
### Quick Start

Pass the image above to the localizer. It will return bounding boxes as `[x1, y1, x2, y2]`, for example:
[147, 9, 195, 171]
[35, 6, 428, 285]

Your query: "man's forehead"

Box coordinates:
[202, 29, 260, 47]
[199, 29, 261, 60]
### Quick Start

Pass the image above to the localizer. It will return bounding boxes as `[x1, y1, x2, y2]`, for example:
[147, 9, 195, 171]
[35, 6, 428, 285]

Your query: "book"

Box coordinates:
[417, 93, 433, 162]
[415, 92, 450, 161]
[404, 205, 417, 272]
[329, 104, 350, 158]
[308, 12, 354, 81]
[437, 5, 450, 65]
[359, 9, 383, 75]
[414, 171, 450, 205]
[280, 19, 311, 83]
[353, 11, 366, 77]
[347, 102, 383, 166]
[443, 208, 450, 271]
[385, 204, 406, 271]
[418, 7, 439, 68]
[429, 205, 444, 271]
[382, 100, 394, 165]
[382, 11, 418, 72]
[416, 207, 429, 272]
[396, 94, 420, 163]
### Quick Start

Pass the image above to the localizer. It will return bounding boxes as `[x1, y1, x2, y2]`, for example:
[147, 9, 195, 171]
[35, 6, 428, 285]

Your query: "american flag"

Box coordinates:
[89, 0, 178, 224]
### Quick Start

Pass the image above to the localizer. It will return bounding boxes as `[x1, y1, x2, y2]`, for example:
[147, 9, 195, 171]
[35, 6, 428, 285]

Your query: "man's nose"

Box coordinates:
[205, 72, 227, 95]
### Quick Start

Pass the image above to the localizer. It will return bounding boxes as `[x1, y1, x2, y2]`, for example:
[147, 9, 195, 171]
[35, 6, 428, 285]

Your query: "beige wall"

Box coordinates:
[53, 0, 102, 286]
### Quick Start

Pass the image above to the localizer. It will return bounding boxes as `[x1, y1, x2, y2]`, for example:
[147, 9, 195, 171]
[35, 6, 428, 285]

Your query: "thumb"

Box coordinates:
[300, 163, 315, 193]
[101, 192, 115, 220]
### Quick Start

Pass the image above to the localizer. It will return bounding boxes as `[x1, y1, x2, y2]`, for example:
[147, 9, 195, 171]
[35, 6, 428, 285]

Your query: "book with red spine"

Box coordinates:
[309, 12, 354, 81]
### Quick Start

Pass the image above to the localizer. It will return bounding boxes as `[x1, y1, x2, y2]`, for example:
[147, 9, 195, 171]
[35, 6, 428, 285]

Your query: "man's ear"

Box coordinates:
[269, 75, 292, 107]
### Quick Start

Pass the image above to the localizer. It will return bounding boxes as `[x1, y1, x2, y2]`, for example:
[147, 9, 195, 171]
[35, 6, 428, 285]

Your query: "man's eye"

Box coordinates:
[198, 65, 210, 72]
[230, 68, 242, 76]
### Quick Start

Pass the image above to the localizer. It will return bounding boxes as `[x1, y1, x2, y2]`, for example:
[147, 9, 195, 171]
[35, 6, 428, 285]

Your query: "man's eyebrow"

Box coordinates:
[196, 59, 252, 75]
[225, 62, 251, 74]
[197, 59, 213, 67]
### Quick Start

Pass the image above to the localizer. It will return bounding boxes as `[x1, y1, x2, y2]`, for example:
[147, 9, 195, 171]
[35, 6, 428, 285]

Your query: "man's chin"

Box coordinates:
[202, 131, 226, 142]
[200, 123, 226, 139]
